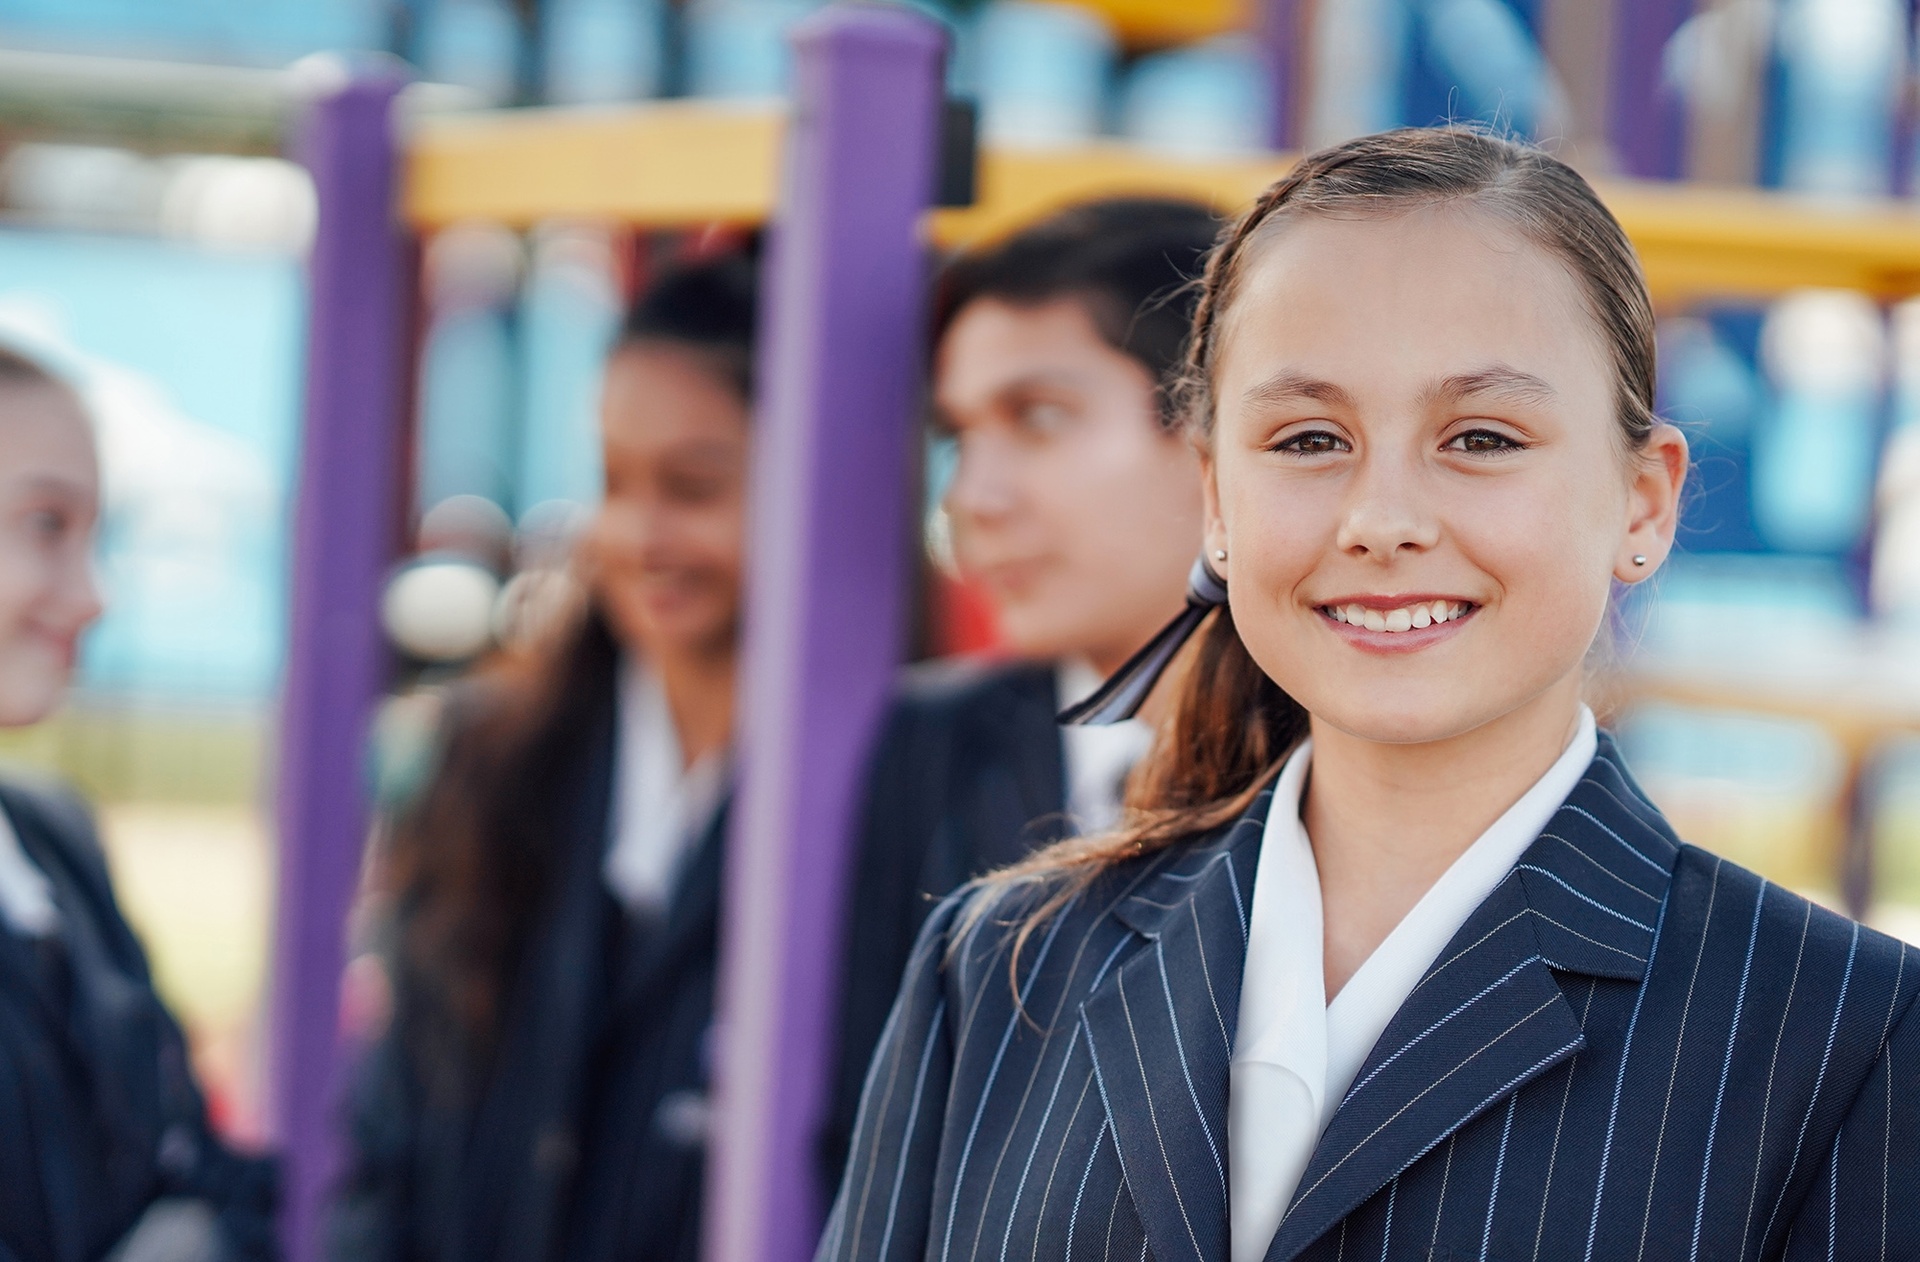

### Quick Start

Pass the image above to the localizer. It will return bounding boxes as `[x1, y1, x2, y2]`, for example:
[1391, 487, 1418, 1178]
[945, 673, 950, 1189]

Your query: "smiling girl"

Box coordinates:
[820, 130, 1918, 1262]
[0, 346, 275, 1262]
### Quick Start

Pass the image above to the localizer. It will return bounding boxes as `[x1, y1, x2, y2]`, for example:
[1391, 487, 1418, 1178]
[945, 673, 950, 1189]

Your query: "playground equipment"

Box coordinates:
[270, 8, 1920, 1262]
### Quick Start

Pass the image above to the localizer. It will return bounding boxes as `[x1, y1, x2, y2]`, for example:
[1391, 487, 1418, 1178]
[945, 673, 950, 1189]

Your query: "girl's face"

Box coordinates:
[0, 383, 103, 726]
[585, 343, 750, 664]
[1204, 206, 1685, 748]
[936, 297, 1204, 673]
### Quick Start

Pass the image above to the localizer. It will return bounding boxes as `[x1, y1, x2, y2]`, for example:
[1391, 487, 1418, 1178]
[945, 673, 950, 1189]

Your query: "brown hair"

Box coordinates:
[978, 127, 1661, 954]
[0, 344, 84, 409]
[381, 600, 618, 1088]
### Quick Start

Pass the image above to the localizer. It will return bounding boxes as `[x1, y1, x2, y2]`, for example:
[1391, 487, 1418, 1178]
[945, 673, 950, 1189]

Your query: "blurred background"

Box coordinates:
[4, 0, 1920, 1143]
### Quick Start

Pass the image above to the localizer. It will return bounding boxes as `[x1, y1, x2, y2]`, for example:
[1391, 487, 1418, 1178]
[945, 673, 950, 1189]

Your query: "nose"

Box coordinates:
[943, 432, 1020, 528]
[68, 557, 105, 629]
[1334, 456, 1441, 560]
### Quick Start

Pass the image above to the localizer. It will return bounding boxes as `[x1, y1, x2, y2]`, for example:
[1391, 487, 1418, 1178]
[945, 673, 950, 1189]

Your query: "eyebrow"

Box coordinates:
[933, 371, 1089, 428]
[13, 474, 91, 499]
[1240, 365, 1559, 414]
[1241, 370, 1357, 411]
[1424, 366, 1558, 408]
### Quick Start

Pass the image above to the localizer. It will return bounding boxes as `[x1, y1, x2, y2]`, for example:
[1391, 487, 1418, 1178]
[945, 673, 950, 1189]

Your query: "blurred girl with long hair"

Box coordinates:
[332, 251, 756, 1262]
[822, 129, 1919, 1262]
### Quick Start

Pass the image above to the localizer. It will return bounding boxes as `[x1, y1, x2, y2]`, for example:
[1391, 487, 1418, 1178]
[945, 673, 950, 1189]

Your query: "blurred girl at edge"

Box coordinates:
[0, 346, 276, 1262]
[822, 129, 1920, 1262]
[331, 251, 755, 1262]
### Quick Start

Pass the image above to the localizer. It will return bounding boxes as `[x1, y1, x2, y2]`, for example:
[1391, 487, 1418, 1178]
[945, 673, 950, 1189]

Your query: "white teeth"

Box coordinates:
[1323, 599, 1472, 632]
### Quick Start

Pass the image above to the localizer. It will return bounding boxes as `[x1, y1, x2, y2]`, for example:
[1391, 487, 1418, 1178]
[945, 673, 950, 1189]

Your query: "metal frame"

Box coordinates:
[270, 58, 412, 1262]
[402, 101, 1920, 304]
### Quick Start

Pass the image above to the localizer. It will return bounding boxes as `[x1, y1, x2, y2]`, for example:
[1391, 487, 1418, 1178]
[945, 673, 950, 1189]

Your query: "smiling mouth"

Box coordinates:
[1318, 599, 1477, 634]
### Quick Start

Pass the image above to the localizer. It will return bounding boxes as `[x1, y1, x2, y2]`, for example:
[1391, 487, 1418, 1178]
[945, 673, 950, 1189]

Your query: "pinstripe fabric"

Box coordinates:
[819, 734, 1920, 1262]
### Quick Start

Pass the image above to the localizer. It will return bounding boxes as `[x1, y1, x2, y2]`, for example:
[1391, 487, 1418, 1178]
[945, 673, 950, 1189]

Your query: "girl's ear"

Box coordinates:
[1616, 422, 1688, 582]
[1199, 446, 1228, 563]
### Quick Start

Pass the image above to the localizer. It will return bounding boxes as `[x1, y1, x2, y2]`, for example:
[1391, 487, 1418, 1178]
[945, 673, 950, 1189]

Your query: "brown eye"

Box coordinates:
[29, 508, 66, 541]
[1448, 428, 1522, 455]
[1275, 429, 1348, 456]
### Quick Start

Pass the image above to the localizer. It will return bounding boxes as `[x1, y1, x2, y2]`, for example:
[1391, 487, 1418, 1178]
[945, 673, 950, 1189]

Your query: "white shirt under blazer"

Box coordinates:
[1230, 708, 1596, 1262]
[821, 727, 1920, 1262]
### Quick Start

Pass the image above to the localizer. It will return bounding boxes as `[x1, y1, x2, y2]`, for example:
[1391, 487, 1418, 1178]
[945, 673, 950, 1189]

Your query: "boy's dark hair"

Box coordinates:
[618, 246, 761, 402]
[933, 198, 1221, 426]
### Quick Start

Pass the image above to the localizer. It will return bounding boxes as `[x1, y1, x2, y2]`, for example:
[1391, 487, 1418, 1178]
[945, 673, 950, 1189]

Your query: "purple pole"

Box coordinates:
[268, 59, 410, 1262]
[1607, 0, 1692, 178]
[704, 8, 946, 1262]
[1259, 0, 1304, 150]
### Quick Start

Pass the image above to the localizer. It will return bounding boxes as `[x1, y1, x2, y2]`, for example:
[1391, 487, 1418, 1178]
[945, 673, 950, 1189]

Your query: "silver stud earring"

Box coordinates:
[1213, 549, 1227, 562]
[1631, 555, 1648, 567]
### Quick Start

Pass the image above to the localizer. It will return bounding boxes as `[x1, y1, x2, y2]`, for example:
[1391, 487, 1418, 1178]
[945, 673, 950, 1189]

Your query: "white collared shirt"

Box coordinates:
[1057, 659, 1155, 835]
[603, 659, 727, 915]
[0, 802, 57, 938]
[1228, 706, 1598, 1262]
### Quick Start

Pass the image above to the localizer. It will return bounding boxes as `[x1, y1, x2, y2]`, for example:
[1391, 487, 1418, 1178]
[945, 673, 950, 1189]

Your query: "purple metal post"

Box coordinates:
[1607, 0, 1693, 178]
[1258, 0, 1305, 150]
[704, 8, 946, 1262]
[268, 59, 410, 1262]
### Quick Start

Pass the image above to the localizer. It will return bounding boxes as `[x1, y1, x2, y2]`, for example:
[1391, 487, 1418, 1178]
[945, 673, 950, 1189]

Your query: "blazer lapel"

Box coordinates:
[1081, 791, 1267, 1262]
[608, 798, 730, 1015]
[1265, 734, 1681, 1262]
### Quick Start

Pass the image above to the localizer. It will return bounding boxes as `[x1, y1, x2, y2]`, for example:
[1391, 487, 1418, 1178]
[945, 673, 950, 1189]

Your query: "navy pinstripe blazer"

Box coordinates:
[819, 735, 1920, 1262]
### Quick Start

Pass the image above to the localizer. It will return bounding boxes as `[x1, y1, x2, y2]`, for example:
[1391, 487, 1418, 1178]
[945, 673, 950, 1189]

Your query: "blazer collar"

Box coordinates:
[1266, 732, 1682, 1261]
[1080, 734, 1683, 1262]
[1081, 791, 1266, 1262]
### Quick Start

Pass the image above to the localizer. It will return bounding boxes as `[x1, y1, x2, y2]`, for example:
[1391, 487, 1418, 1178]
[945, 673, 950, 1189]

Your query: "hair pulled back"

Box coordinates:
[983, 127, 1661, 941]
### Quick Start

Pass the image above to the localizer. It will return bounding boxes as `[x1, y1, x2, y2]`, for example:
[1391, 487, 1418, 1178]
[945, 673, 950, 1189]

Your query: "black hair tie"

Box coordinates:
[1058, 553, 1227, 726]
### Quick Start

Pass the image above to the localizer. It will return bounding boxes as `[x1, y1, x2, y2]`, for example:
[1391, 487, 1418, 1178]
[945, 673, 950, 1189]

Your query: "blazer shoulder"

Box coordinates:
[921, 840, 1180, 1002]
[890, 655, 1054, 724]
[0, 766, 102, 867]
[1673, 843, 1919, 1019]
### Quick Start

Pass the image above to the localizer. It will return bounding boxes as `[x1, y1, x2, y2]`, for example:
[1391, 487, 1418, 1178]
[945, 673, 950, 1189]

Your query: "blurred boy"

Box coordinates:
[826, 199, 1218, 1180]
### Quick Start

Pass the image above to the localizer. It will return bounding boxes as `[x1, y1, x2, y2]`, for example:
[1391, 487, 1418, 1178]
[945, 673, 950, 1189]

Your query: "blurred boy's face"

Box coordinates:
[0, 383, 102, 726]
[585, 343, 750, 665]
[935, 297, 1203, 675]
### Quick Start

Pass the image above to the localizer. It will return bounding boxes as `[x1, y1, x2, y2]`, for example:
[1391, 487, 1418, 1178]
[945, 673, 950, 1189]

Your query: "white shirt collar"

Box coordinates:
[1228, 705, 1598, 1262]
[603, 658, 727, 914]
[0, 801, 58, 937]
[1056, 659, 1155, 835]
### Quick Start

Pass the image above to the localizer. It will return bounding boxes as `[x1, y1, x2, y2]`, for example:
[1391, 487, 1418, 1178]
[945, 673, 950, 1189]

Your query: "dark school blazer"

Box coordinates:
[0, 776, 277, 1262]
[821, 733, 1920, 1262]
[823, 659, 1068, 1190]
[329, 689, 732, 1262]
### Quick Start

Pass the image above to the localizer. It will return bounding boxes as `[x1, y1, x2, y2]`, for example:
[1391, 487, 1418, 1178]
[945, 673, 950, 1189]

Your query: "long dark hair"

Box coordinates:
[979, 127, 1662, 951]
[382, 248, 759, 1086]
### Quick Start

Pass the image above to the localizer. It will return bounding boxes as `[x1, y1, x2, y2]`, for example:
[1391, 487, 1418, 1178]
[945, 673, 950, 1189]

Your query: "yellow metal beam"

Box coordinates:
[928, 142, 1279, 248]
[403, 102, 1920, 303]
[1069, 0, 1248, 47]
[403, 99, 783, 229]
[1600, 179, 1920, 304]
